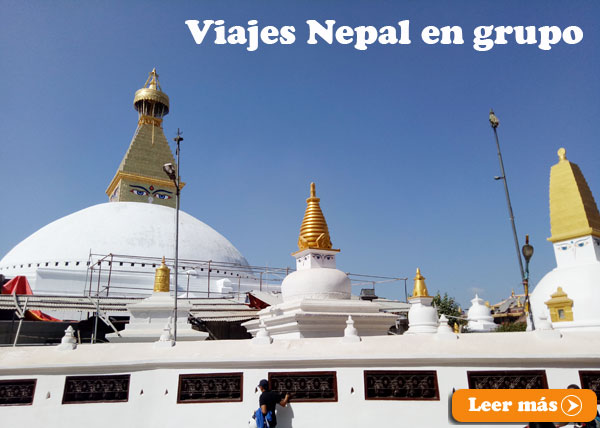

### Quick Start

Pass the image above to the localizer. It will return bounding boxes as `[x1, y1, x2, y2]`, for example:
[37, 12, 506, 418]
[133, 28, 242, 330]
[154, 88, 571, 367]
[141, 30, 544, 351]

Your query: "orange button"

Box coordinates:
[452, 389, 597, 423]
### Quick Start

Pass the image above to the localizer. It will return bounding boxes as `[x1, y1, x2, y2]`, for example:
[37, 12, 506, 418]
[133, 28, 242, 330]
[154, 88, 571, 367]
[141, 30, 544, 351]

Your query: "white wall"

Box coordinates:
[1, 364, 598, 427]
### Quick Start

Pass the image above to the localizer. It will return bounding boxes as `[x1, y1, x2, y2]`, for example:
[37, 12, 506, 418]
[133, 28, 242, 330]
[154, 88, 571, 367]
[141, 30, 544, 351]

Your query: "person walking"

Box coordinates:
[256, 379, 290, 428]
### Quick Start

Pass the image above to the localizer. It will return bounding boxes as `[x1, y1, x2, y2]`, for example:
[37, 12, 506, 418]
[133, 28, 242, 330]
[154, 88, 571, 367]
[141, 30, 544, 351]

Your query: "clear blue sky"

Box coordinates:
[1, 1, 599, 307]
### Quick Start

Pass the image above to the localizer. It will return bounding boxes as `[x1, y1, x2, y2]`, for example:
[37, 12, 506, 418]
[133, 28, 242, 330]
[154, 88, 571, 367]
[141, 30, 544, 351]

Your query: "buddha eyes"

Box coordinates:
[129, 185, 173, 199]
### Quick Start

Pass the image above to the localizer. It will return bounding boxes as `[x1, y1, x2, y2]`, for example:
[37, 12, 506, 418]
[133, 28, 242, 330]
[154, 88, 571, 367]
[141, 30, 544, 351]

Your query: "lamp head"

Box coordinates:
[522, 234, 534, 262]
[163, 163, 176, 181]
[489, 109, 499, 129]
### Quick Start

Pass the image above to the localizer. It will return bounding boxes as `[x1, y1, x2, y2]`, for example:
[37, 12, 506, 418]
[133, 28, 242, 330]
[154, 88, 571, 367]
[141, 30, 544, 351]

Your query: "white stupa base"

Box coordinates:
[543, 319, 600, 332]
[242, 299, 396, 339]
[106, 292, 208, 342]
[405, 296, 438, 335]
[467, 320, 497, 332]
[405, 323, 438, 334]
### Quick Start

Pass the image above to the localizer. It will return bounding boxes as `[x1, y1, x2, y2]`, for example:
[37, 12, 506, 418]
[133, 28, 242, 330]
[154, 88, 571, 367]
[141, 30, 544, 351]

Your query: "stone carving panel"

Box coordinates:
[0, 379, 36, 406]
[364, 370, 439, 400]
[467, 370, 548, 389]
[268, 372, 337, 402]
[177, 373, 243, 403]
[62, 374, 130, 404]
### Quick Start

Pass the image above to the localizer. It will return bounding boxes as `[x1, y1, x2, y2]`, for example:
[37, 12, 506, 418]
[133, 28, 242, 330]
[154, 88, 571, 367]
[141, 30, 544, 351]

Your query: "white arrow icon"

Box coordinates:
[567, 399, 579, 412]
[561, 395, 583, 417]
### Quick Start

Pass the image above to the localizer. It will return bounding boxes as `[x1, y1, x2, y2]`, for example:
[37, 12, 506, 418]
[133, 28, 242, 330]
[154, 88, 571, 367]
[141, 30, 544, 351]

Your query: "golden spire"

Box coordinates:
[409, 268, 430, 299]
[133, 68, 170, 118]
[296, 182, 339, 252]
[105, 69, 180, 208]
[153, 256, 171, 293]
[548, 147, 600, 242]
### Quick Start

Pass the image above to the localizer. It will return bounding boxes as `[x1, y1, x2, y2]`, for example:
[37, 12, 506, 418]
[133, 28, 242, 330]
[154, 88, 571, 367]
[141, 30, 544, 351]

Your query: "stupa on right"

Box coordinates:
[530, 148, 600, 330]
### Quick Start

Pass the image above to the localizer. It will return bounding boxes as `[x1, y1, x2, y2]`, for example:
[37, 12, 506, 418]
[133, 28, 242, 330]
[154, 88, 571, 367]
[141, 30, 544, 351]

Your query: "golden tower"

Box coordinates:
[548, 148, 600, 242]
[295, 182, 339, 253]
[410, 268, 431, 299]
[105, 69, 183, 208]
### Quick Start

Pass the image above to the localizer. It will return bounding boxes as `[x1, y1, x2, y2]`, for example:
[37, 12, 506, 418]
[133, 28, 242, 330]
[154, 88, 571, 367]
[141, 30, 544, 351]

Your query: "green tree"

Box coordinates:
[432, 292, 466, 327]
[494, 322, 527, 332]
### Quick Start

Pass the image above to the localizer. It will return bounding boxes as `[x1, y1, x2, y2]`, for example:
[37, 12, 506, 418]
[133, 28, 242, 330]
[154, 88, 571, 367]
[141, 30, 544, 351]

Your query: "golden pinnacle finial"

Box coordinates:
[153, 256, 170, 293]
[147, 68, 161, 90]
[548, 147, 600, 242]
[410, 267, 430, 299]
[295, 182, 339, 253]
[558, 147, 567, 162]
[133, 68, 170, 117]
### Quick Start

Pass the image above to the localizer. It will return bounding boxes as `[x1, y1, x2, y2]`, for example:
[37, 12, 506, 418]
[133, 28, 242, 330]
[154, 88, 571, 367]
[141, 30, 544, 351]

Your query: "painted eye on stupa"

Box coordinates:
[151, 188, 173, 200]
[129, 185, 150, 197]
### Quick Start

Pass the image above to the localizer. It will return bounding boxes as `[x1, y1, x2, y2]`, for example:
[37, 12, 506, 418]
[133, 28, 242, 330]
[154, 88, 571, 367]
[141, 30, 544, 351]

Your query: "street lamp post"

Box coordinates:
[521, 235, 535, 330]
[163, 128, 183, 341]
[489, 110, 535, 330]
[489, 109, 526, 282]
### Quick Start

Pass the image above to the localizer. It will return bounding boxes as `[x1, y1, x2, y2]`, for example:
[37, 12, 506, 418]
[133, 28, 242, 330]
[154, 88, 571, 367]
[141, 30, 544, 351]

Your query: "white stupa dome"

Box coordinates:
[530, 263, 600, 330]
[0, 202, 249, 295]
[281, 268, 351, 302]
[467, 295, 492, 320]
[467, 294, 496, 332]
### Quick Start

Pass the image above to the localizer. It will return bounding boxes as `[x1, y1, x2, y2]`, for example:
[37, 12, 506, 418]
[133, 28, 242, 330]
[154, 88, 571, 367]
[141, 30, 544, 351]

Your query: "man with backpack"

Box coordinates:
[255, 379, 290, 428]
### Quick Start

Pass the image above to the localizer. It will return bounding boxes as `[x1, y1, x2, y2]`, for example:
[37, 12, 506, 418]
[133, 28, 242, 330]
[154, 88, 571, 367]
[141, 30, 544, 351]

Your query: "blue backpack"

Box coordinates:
[253, 408, 273, 428]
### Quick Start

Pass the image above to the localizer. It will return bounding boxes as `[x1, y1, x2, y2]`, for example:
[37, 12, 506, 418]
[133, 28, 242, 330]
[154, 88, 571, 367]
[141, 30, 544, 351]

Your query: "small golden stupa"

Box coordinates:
[295, 182, 339, 253]
[153, 257, 171, 293]
[409, 268, 431, 299]
[544, 286, 574, 322]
